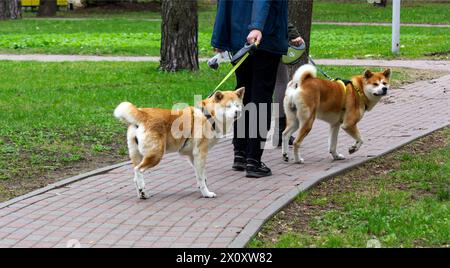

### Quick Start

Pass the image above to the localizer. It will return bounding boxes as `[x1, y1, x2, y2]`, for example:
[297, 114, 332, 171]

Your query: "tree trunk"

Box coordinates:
[288, 0, 314, 77]
[38, 0, 57, 17]
[0, 0, 21, 20]
[160, 0, 199, 72]
[9, 0, 20, 19]
[0, 0, 8, 20]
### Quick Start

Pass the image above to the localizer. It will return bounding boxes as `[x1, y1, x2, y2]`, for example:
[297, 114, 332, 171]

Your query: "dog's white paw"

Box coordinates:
[294, 157, 305, 164]
[202, 191, 217, 198]
[282, 153, 289, 162]
[138, 189, 149, 200]
[349, 146, 358, 154]
[332, 153, 346, 160]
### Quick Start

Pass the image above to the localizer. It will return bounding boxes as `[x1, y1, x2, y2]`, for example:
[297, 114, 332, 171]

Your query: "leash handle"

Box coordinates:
[209, 52, 250, 97]
[209, 42, 258, 97]
[230, 42, 258, 65]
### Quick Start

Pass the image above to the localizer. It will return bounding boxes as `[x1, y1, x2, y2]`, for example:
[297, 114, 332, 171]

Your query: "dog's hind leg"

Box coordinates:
[134, 152, 163, 199]
[342, 124, 363, 154]
[293, 109, 315, 164]
[329, 123, 345, 160]
[133, 169, 148, 200]
[282, 106, 299, 162]
[127, 125, 142, 167]
[133, 137, 164, 200]
[127, 125, 147, 199]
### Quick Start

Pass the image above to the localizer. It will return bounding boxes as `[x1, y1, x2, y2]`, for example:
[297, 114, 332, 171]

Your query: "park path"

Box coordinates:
[0, 61, 449, 248]
[1, 53, 450, 72]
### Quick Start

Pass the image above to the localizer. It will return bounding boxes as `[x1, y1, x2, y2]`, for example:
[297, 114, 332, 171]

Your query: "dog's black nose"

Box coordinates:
[382, 87, 388, 93]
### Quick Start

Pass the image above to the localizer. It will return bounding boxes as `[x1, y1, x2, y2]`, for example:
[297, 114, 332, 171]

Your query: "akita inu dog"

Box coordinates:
[114, 88, 244, 199]
[282, 64, 391, 163]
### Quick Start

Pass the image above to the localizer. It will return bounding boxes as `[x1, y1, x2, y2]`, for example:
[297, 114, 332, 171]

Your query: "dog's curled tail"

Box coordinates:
[114, 102, 143, 125]
[292, 64, 317, 87]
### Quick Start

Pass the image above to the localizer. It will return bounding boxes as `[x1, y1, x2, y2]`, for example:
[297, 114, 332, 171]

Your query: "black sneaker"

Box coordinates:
[246, 158, 272, 178]
[232, 151, 246, 171]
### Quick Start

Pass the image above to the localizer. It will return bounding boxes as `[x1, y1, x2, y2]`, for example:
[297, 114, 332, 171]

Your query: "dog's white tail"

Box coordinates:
[114, 102, 143, 125]
[292, 64, 317, 87]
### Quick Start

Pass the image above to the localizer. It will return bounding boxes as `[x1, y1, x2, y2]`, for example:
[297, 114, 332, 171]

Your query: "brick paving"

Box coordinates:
[0, 62, 449, 248]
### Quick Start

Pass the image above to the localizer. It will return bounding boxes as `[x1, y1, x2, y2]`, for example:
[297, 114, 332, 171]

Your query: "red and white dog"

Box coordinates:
[282, 64, 391, 163]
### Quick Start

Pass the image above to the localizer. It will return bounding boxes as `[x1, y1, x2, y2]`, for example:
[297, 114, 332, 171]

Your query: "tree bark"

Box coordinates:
[160, 0, 199, 72]
[8, 0, 20, 19]
[0, 0, 7, 20]
[0, 0, 21, 20]
[38, 0, 57, 17]
[288, 0, 314, 77]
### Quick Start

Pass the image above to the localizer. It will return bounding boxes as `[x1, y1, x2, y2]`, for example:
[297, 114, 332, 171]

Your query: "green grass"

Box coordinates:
[0, 18, 448, 59]
[21, 10, 161, 19]
[0, 61, 408, 201]
[0, 3, 449, 59]
[0, 14, 215, 56]
[310, 24, 449, 59]
[313, 0, 450, 24]
[22, 1, 450, 25]
[249, 128, 450, 248]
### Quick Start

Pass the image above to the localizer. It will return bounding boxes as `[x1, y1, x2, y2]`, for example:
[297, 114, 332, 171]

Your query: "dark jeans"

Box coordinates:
[233, 49, 281, 161]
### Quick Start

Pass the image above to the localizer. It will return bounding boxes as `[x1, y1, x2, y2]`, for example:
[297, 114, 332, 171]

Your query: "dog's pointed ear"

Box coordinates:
[364, 69, 374, 79]
[383, 68, 391, 79]
[235, 87, 245, 99]
[214, 91, 224, 102]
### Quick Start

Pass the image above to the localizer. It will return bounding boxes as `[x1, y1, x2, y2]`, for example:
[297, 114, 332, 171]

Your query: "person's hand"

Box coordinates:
[214, 48, 224, 53]
[290, 36, 304, 46]
[247, 29, 262, 45]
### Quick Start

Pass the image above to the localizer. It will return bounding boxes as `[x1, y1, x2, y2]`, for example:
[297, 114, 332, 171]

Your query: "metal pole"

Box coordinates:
[392, 0, 401, 54]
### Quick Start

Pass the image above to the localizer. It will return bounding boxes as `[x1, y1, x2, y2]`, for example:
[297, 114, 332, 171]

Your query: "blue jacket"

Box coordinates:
[211, 0, 288, 55]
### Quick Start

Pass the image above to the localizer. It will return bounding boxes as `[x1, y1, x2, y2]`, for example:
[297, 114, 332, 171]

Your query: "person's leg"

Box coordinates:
[273, 62, 290, 146]
[232, 56, 253, 170]
[247, 50, 281, 163]
[273, 62, 289, 118]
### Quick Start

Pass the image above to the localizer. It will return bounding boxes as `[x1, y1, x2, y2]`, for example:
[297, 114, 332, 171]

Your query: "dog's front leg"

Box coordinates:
[192, 146, 216, 198]
[187, 155, 201, 189]
[329, 123, 345, 160]
[343, 124, 363, 154]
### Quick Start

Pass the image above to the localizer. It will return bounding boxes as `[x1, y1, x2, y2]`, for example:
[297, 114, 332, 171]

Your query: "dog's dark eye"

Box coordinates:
[383, 82, 387, 85]
[373, 83, 379, 86]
